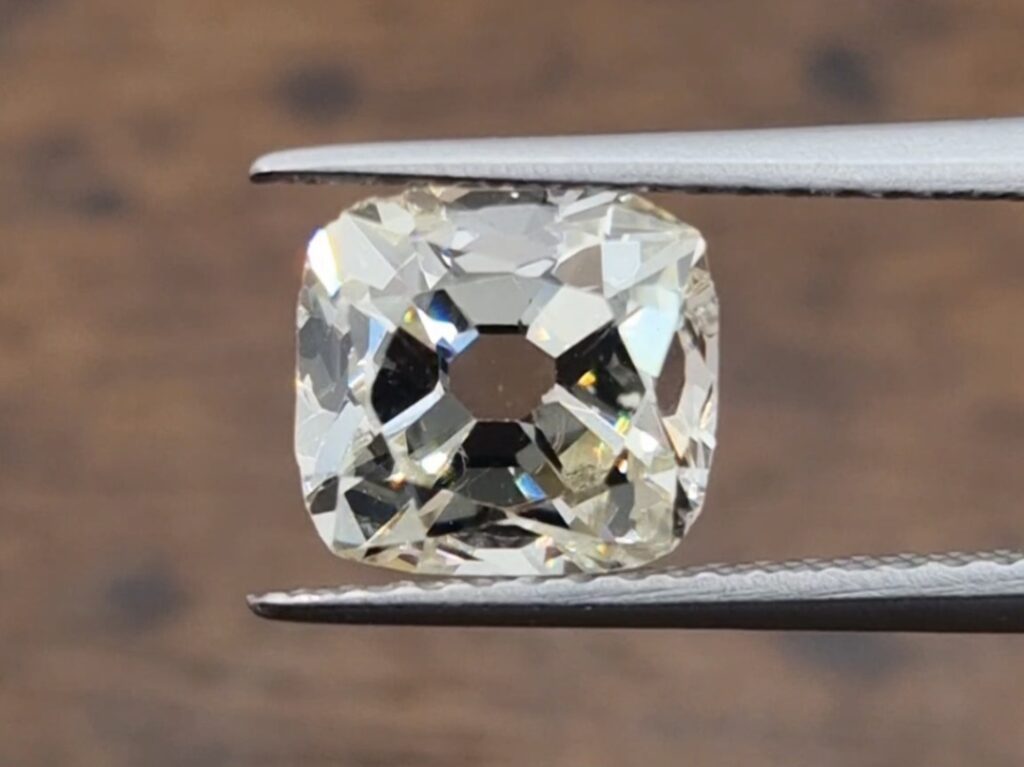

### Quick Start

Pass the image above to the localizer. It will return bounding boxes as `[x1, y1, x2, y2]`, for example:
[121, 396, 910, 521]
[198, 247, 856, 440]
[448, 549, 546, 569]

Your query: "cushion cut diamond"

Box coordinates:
[295, 186, 718, 575]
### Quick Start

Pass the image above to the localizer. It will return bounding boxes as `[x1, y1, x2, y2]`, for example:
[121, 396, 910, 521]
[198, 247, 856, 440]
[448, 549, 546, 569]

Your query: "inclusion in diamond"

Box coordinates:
[295, 186, 718, 575]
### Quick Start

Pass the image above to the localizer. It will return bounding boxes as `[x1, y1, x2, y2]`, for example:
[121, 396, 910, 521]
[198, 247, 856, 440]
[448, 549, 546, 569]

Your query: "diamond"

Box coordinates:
[295, 186, 718, 575]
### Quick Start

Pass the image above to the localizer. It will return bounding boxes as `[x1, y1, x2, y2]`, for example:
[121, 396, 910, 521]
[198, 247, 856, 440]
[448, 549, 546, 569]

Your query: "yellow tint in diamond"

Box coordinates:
[295, 186, 718, 575]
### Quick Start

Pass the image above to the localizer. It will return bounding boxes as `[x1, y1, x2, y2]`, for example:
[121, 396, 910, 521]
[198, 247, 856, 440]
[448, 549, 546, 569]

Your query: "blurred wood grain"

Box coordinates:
[2, 1, 1024, 765]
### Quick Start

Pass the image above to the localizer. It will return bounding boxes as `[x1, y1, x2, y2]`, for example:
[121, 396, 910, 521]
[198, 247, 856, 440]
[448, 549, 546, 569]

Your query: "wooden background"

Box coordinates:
[2, 1, 1024, 764]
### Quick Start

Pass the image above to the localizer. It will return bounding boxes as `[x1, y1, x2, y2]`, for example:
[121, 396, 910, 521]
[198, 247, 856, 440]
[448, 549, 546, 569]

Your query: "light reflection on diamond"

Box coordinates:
[295, 185, 718, 575]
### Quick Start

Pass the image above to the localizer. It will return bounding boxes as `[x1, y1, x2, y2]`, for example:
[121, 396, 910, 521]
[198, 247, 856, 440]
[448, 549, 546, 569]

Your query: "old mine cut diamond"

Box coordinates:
[296, 186, 718, 575]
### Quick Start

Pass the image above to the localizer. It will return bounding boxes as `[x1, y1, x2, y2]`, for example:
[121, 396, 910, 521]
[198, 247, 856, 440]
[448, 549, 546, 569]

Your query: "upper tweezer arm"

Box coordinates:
[248, 551, 1024, 631]
[250, 117, 1024, 199]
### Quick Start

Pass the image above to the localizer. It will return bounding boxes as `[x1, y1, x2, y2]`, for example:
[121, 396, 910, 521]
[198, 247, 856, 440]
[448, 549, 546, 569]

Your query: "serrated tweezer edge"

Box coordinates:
[248, 550, 1024, 631]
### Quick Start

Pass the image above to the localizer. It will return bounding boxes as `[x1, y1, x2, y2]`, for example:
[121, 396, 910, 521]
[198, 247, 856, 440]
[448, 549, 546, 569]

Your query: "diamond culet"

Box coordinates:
[295, 186, 718, 575]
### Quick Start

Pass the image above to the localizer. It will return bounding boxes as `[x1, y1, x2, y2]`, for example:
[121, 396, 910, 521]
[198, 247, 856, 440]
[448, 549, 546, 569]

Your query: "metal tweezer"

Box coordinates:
[248, 118, 1024, 631]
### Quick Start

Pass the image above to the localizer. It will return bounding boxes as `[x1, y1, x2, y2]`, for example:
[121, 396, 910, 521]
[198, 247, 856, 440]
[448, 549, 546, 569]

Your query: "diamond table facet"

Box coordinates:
[295, 186, 718, 575]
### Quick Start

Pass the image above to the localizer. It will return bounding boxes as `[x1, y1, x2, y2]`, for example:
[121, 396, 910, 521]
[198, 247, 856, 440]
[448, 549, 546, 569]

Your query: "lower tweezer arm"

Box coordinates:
[248, 551, 1024, 632]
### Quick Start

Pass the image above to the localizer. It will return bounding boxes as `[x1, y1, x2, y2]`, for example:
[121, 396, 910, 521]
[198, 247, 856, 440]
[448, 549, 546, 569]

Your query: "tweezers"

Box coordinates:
[248, 117, 1024, 631]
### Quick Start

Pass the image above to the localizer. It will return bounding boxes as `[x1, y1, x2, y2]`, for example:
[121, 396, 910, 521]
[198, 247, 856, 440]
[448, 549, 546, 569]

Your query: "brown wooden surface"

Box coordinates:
[3, 1, 1024, 765]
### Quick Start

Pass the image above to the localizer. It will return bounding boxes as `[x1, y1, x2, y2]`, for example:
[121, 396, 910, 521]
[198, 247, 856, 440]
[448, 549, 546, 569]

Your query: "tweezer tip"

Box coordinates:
[248, 154, 279, 182]
[247, 592, 298, 622]
[250, 148, 319, 182]
[245, 591, 266, 615]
